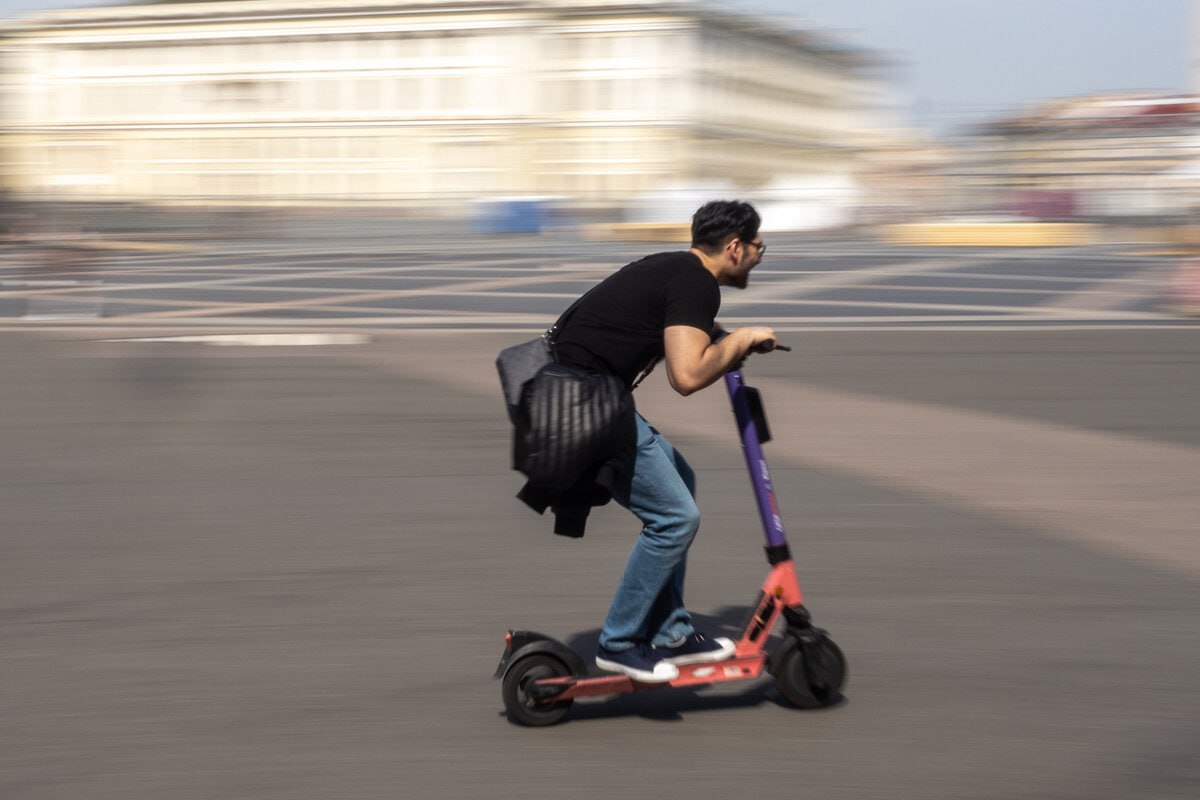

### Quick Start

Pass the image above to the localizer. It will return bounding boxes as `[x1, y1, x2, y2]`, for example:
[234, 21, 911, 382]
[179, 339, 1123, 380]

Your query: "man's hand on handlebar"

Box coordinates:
[743, 326, 779, 355]
[710, 323, 789, 365]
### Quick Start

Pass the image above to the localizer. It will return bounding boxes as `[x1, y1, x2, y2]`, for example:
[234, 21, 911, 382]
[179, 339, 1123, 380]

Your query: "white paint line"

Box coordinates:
[720, 299, 1171, 319]
[17, 321, 1200, 337]
[1037, 263, 1173, 312]
[763, 255, 993, 297]
[338, 338, 1200, 580]
[107, 268, 602, 321]
[102, 333, 371, 346]
[653, 379, 1200, 580]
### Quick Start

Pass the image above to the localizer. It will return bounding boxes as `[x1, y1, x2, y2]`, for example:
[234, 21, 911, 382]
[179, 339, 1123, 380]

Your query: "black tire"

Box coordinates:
[775, 635, 847, 709]
[501, 654, 574, 727]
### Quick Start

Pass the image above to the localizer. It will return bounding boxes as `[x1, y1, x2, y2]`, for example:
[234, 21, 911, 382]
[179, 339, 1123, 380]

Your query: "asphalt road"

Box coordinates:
[2, 324, 1198, 800]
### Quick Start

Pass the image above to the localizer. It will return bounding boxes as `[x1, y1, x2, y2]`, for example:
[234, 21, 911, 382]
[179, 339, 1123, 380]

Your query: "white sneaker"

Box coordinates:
[595, 643, 680, 682]
[657, 633, 736, 665]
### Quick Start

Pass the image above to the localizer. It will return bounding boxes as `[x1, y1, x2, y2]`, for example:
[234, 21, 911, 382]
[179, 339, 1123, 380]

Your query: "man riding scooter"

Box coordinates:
[544, 200, 777, 682]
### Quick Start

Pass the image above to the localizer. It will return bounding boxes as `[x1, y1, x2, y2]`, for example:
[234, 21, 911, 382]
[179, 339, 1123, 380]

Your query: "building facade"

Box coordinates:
[0, 0, 889, 207]
[950, 94, 1200, 220]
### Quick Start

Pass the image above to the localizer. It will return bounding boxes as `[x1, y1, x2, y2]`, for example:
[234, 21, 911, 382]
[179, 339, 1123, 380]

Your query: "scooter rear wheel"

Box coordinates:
[501, 654, 574, 726]
[775, 635, 846, 709]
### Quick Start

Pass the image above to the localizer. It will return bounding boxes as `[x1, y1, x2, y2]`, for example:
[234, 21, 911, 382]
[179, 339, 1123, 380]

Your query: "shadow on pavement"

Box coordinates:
[497, 606, 848, 723]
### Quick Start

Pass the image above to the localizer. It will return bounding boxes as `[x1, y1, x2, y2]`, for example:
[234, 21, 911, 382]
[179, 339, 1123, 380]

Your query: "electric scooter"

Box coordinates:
[495, 349, 847, 726]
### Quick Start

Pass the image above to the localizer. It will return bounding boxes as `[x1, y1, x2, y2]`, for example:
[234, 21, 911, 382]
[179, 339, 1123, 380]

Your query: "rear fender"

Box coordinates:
[493, 630, 588, 678]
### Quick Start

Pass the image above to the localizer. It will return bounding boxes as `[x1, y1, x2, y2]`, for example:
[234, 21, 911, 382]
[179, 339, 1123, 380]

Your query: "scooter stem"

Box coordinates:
[724, 369, 788, 550]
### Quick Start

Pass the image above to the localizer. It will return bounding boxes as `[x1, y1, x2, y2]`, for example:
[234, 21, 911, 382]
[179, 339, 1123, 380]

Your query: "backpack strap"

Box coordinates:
[545, 285, 658, 392]
[543, 286, 596, 358]
[630, 357, 660, 391]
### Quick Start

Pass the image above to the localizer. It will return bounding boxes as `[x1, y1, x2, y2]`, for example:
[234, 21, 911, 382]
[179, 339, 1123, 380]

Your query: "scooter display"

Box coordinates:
[495, 353, 846, 726]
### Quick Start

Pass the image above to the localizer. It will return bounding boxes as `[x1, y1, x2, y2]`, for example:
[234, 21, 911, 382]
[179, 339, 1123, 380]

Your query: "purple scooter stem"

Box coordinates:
[724, 369, 787, 549]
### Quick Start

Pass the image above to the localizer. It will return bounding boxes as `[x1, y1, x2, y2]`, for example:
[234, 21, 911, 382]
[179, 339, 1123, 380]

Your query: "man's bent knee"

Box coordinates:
[644, 501, 701, 548]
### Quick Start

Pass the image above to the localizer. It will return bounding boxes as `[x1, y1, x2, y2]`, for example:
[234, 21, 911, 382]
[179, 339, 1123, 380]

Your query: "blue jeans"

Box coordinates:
[599, 414, 701, 651]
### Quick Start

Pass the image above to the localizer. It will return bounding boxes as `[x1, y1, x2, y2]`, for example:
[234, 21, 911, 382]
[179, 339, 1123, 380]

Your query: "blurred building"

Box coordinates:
[0, 0, 894, 209]
[953, 94, 1200, 221]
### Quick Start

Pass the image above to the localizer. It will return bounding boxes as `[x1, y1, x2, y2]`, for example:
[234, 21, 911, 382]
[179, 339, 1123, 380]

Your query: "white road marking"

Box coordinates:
[762, 255, 994, 297]
[4, 240, 1187, 330]
[661, 379, 1200, 579]
[1036, 262, 1174, 312]
[102, 333, 371, 346]
[335, 337, 1200, 580]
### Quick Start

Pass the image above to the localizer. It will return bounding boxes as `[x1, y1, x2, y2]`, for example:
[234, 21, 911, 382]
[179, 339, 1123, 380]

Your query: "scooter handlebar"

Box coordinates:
[711, 325, 790, 352]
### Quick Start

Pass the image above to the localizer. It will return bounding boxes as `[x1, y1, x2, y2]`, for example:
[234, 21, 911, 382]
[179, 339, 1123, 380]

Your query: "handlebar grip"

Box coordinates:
[712, 324, 788, 352]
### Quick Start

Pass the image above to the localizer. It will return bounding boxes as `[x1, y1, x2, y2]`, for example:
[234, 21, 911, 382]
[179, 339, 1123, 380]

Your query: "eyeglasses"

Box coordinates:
[742, 240, 766, 255]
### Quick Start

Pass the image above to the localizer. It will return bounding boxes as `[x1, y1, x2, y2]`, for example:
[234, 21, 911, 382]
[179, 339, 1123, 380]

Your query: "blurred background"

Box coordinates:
[3, 3, 1200, 799]
[0, 0, 1198, 243]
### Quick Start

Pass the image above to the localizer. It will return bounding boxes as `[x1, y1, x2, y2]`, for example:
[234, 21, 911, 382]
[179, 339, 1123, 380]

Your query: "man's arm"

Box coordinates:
[663, 324, 777, 396]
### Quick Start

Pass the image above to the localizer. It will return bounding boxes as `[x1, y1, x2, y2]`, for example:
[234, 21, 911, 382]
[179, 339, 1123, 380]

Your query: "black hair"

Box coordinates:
[690, 200, 760, 253]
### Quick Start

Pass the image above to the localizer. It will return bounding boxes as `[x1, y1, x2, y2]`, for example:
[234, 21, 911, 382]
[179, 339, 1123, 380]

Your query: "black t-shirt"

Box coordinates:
[554, 251, 720, 387]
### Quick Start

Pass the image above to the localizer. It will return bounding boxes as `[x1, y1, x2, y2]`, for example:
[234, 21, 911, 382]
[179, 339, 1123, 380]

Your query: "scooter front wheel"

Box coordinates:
[501, 654, 574, 726]
[775, 634, 847, 709]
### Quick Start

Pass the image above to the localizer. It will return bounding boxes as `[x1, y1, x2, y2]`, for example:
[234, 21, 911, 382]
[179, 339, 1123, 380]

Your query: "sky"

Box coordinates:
[1, 0, 1195, 136]
[774, 0, 1197, 134]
